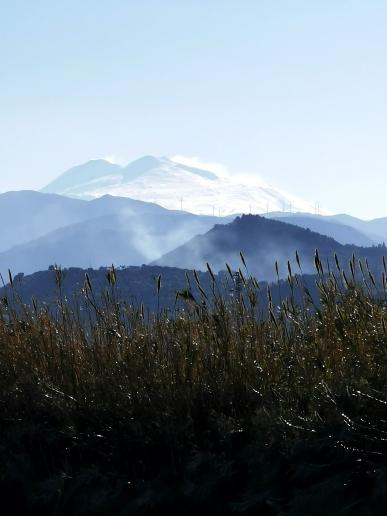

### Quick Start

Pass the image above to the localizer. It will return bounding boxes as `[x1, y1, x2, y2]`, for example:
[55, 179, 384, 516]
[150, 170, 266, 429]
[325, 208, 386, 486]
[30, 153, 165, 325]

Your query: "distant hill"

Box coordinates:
[269, 211, 387, 244]
[330, 213, 387, 243]
[0, 191, 87, 252]
[0, 204, 234, 278]
[153, 214, 387, 281]
[266, 212, 375, 246]
[0, 190, 178, 253]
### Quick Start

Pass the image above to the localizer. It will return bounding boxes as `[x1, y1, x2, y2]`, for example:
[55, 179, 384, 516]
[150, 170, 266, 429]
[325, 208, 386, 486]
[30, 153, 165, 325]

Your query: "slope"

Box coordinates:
[153, 214, 387, 281]
[0, 210, 234, 278]
[266, 212, 375, 246]
[0, 190, 231, 254]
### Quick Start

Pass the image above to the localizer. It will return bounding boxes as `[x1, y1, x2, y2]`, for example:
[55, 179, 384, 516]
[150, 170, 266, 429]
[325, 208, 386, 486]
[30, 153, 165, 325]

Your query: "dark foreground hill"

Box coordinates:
[154, 214, 387, 281]
[1, 265, 197, 313]
[0, 264, 320, 314]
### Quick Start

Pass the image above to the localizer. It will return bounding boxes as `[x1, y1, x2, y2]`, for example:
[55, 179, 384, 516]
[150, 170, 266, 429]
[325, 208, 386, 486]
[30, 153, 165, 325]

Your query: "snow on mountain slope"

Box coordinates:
[42, 155, 319, 216]
[42, 159, 122, 198]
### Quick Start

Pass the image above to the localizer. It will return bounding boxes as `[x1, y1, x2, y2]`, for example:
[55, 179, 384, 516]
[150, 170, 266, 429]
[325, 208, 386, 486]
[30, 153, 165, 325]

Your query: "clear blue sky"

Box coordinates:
[1, 1, 386, 219]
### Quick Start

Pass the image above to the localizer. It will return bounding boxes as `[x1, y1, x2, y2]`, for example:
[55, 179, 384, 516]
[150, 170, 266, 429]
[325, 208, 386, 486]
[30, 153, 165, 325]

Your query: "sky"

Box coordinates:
[1, 0, 386, 219]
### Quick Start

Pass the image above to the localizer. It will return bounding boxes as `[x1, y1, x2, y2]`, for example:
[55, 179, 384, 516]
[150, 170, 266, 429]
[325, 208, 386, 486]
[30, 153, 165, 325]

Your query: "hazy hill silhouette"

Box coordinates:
[0, 212, 231, 278]
[153, 214, 387, 280]
[0, 191, 233, 276]
[267, 213, 375, 246]
[271, 211, 387, 244]
[0, 190, 173, 252]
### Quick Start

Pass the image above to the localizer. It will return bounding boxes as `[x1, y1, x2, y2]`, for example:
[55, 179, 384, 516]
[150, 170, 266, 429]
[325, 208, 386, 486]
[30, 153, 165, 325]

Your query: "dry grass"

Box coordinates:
[1, 255, 387, 514]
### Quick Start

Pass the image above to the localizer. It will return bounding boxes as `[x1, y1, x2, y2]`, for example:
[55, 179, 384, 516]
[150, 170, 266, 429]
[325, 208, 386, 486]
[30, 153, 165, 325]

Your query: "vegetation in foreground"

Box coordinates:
[1, 254, 387, 515]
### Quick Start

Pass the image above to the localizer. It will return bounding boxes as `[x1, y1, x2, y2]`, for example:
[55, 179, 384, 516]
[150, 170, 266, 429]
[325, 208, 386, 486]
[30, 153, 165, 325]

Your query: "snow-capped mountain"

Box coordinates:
[42, 155, 319, 216]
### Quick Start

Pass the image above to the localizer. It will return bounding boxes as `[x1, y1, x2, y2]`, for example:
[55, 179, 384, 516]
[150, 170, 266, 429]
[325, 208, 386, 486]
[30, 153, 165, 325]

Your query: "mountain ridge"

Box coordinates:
[0, 195, 235, 278]
[40, 155, 319, 215]
[153, 214, 387, 281]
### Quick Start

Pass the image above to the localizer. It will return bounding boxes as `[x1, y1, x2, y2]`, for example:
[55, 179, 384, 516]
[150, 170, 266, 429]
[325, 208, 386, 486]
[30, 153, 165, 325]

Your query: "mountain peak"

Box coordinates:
[42, 159, 121, 196]
[122, 155, 163, 180]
